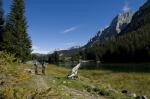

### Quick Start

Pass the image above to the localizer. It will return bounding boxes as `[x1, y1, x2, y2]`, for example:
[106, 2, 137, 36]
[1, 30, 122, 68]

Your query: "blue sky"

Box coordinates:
[4, 0, 146, 54]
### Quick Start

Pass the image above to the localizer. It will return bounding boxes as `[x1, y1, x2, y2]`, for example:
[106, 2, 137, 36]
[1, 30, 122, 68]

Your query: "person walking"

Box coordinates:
[42, 62, 46, 75]
[34, 61, 38, 74]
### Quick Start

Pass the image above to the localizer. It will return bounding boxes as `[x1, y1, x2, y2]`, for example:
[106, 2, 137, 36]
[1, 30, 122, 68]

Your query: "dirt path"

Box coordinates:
[34, 75, 49, 91]
[62, 85, 107, 99]
[34, 75, 107, 99]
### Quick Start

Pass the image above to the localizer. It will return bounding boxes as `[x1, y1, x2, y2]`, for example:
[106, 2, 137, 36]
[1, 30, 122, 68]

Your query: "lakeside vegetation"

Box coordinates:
[0, 56, 150, 98]
[0, 52, 149, 98]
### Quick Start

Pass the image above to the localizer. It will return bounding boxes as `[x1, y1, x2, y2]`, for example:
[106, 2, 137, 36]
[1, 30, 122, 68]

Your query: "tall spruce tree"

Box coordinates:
[5, 0, 32, 61]
[0, 0, 4, 47]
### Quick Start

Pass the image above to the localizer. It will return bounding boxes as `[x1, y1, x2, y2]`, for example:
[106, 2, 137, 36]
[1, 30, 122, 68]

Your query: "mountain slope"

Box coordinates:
[86, 11, 134, 47]
[121, 0, 150, 34]
[81, 0, 150, 62]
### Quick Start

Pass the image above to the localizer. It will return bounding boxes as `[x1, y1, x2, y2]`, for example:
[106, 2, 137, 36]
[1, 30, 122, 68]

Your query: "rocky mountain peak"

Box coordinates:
[111, 11, 134, 34]
[86, 11, 134, 47]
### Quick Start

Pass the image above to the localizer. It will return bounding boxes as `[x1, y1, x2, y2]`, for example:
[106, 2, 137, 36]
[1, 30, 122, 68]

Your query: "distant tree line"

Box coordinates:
[32, 53, 49, 63]
[32, 51, 59, 64]
[48, 51, 59, 63]
[79, 24, 150, 63]
[0, 0, 32, 62]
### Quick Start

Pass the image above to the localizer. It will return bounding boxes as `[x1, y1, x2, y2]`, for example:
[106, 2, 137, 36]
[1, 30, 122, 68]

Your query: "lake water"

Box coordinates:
[57, 62, 150, 72]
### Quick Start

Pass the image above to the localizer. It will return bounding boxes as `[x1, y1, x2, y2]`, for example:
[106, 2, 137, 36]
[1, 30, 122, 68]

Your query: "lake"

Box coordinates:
[57, 62, 150, 72]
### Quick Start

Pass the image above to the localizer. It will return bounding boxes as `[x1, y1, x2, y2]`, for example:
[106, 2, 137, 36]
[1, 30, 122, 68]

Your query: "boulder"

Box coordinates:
[122, 90, 128, 94]
[0, 80, 4, 86]
[122, 90, 136, 97]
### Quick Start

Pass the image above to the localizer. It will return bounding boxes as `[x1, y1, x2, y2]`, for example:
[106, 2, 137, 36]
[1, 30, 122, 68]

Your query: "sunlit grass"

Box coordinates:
[79, 69, 150, 98]
[0, 63, 149, 98]
[48, 65, 150, 97]
[46, 64, 150, 98]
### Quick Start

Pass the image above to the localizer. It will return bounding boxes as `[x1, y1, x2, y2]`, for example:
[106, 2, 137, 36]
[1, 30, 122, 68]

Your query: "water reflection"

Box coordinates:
[56, 62, 150, 72]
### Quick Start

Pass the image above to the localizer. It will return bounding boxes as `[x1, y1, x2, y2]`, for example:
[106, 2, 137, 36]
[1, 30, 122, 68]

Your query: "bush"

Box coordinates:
[0, 51, 18, 65]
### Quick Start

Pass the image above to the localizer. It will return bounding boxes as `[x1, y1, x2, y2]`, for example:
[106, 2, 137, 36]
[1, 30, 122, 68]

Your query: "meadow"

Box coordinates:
[0, 63, 150, 99]
[48, 64, 150, 98]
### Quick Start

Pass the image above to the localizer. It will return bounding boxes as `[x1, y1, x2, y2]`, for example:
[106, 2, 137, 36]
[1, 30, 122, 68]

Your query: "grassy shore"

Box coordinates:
[0, 63, 149, 99]
[80, 69, 150, 97]
[47, 64, 150, 98]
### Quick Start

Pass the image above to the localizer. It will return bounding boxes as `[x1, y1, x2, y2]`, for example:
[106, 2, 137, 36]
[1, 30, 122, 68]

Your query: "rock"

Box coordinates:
[98, 91, 105, 96]
[93, 87, 100, 92]
[122, 90, 128, 94]
[24, 69, 33, 74]
[127, 93, 136, 98]
[136, 96, 147, 99]
[122, 90, 136, 97]
[0, 80, 5, 86]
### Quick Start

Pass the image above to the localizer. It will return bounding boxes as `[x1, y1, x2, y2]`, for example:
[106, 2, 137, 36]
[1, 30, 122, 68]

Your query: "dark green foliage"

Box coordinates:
[0, 0, 4, 49]
[71, 53, 80, 62]
[81, 24, 150, 62]
[58, 47, 81, 62]
[48, 51, 59, 63]
[2, 0, 32, 62]
[102, 24, 150, 62]
[32, 53, 49, 63]
[0, 51, 18, 65]
[80, 0, 150, 63]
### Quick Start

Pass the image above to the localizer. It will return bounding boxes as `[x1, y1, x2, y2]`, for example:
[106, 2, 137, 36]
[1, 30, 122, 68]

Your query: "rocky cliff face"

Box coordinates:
[120, 0, 150, 34]
[86, 11, 134, 47]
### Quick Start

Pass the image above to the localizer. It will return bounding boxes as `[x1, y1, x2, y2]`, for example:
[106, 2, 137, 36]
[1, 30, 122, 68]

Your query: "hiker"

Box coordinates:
[34, 61, 38, 74]
[42, 62, 46, 75]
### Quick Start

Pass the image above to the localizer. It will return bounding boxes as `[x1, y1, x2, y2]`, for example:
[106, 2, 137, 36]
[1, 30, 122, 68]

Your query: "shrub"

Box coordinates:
[0, 51, 18, 65]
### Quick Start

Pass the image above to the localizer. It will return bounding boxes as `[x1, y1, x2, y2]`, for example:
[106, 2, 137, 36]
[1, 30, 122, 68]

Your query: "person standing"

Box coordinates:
[34, 61, 38, 74]
[42, 62, 46, 75]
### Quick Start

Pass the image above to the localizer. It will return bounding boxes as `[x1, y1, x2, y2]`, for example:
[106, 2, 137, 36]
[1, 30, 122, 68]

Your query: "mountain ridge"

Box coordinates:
[86, 11, 134, 47]
[80, 0, 150, 62]
[120, 0, 150, 35]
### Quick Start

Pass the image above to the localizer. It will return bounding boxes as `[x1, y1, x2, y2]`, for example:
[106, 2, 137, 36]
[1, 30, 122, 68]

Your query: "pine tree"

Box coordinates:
[5, 0, 32, 61]
[0, 0, 4, 48]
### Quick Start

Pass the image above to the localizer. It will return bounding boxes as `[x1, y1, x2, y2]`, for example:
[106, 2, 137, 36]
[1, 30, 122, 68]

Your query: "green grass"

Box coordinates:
[79, 69, 150, 98]
[0, 63, 149, 99]
[46, 64, 150, 98]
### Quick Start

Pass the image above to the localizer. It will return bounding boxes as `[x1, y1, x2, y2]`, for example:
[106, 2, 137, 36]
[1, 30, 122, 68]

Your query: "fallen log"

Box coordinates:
[67, 63, 81, 79]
